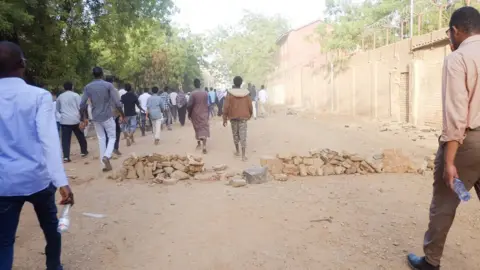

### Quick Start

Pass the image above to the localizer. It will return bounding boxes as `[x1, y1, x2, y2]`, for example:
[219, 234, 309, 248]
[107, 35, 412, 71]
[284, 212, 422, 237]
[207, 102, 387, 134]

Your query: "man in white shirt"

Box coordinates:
[138, 89, 151, 136]
[56, 81, 88, 162]
[257, 85, 268, 118]
[169, 89, 178, 123]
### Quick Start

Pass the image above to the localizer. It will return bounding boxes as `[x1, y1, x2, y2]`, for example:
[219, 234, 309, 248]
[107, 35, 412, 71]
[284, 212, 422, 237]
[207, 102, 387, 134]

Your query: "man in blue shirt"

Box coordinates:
[0, 41, 74, 270]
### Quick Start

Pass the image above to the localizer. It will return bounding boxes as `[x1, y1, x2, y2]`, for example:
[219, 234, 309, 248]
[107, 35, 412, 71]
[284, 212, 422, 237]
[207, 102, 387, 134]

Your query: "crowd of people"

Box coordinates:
[1, 6, 480, 270]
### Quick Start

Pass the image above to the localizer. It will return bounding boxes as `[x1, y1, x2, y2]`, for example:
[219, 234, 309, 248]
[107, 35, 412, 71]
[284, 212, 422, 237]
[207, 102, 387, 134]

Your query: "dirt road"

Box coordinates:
[13, 110, 480, 270]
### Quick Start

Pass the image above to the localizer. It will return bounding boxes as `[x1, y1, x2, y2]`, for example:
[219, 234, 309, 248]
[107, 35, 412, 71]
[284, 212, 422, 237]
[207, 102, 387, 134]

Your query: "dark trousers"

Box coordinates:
[105, 116, 121, 150]
[0, 184, 63, 270]
[139, 113, 153, 135]
[217, 98, 224, 116]
[178, 106, 187, 126]
[61, 123, 88, 159]
[170, 105, 178, 122]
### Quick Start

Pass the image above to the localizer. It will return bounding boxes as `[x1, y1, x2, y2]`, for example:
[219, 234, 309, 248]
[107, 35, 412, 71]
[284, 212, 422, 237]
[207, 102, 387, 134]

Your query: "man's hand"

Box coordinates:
[79, 119, 88, 130]
[444, 163, 458, 190]
[223, 120, 227, 127]
[59, 186, 74, 205]
[120, 116, 126, 124]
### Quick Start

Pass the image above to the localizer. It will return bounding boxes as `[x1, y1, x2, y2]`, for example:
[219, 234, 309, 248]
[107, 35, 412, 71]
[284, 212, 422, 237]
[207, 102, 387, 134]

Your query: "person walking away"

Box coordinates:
[160, 87, 172, 130]
[118, 84, 127, 139]
[216, 88, 226, 116]
[188, 79, 210, 153]
[80, 67, 124, 172]
[146, 87, 165, 145]
[257, 85, 268, 118]
[407, 7, 480, 270]
[176, 88, 188, 126]
[138, 89, 151, 136]
[169, 88, 178, 123]
[248, 83, 257, 120]
[223, 76, 253, 161]
[104, 76, 122, 156]
[120, 83, 144, 146]
[56, 81, 88, 162]
[0, 41, 75, 270]
[207, 87, 215, 118]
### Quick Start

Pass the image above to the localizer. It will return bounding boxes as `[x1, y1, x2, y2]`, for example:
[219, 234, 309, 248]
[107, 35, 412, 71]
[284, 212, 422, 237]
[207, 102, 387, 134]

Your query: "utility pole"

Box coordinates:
[410, 0, 414, 37]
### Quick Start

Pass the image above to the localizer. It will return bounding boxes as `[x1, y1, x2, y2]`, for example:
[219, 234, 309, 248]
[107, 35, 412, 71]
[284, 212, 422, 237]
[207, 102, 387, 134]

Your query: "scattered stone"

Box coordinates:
[334, 166, 346, 175]
[172, 161, 186, 172]
[260, 156, 284, 174]
[345, 166, 357, 174]
[194, 172, 219, 181]
[230, 178, 247, 187]
[243, 167, 268, 184]
[277, 153, 292, 161]
[307, 166, 317, 176]
[212, 164, 228, 171]
[163, 178, 178, 185]
[283, 164, 300, 176]
[273, 174, 288, 181]
[164, 167, 174, 175]
[144, 165, 154, 180]
[299, 164, 308, 177]
[171, 170, 190, 180]
[323, 165, 335, 176]
[293, 156, 302, 165]
[135, 162, 145, 179]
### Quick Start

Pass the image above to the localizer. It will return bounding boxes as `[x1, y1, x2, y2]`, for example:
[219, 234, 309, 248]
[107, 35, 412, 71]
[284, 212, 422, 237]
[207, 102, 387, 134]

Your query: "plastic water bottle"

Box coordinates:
[57, 204, 71, 233]
[454, 178, 471, 202]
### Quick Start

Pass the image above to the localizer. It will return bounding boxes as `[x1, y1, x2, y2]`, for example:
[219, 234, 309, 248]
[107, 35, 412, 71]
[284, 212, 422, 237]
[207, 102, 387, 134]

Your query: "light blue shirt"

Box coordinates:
[0, 78, 69, 196]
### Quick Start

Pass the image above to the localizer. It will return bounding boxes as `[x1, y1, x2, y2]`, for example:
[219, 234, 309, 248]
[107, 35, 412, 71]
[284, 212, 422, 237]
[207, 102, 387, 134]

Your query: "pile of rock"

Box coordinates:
[111, 153, 206, 184]
[261, 148, 420, 181]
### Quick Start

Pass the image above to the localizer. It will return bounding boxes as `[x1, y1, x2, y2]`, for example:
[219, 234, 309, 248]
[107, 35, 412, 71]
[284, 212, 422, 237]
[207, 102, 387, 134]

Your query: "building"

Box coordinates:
[268, 19, 325, 106]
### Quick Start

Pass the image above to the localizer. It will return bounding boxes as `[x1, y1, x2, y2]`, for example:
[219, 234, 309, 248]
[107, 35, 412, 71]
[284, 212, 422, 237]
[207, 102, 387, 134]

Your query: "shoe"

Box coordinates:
[102, 157, 112, 172]
[113, 149, 122, 156]
[81, 152, 89, 158]
[63, 158, 71, 163]
[407, 254, 439, 270]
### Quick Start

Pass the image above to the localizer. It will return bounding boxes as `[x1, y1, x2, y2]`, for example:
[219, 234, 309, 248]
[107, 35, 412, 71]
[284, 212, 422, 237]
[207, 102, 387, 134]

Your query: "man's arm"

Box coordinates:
[222, 94, 230, 123]
[36, 92, 73, 204]
[56, 97, 61, 115]
[439, 54, 469, 188]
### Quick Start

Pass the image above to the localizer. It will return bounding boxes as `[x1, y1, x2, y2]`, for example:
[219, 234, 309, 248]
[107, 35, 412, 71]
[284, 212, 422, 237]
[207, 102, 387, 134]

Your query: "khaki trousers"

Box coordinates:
[424, 131, 480, 266]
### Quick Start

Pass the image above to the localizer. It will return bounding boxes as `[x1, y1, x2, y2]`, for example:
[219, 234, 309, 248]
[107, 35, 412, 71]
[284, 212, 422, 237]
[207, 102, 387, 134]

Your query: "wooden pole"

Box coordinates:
[417, 14, 422, 35]
[373, 31, 376, 49]
[438, 6, 442, 29]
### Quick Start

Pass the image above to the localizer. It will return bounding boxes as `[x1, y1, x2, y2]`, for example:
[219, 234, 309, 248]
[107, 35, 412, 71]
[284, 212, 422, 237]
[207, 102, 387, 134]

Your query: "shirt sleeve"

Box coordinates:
[440, 53, 469, 144]
[36, 91, 69, 188]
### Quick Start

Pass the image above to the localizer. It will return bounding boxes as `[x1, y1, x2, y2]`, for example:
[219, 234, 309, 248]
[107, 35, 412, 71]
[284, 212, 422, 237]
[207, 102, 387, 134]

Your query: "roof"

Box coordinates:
[276, 19, 323, 45]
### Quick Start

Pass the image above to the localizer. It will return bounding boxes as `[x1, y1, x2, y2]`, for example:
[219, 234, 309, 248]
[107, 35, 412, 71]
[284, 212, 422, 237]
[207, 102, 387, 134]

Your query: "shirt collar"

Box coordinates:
[459, 35, 480, 48]
[0, 77, 27, 85]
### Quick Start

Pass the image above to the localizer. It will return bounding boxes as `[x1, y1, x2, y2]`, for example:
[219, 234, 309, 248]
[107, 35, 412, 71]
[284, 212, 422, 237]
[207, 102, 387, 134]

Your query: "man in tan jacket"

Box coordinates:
[223, 76, 253, 161]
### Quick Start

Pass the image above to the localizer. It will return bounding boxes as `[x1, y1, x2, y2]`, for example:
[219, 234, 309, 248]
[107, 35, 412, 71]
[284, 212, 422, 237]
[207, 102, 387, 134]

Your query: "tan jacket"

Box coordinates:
[223, 88, 253, 121]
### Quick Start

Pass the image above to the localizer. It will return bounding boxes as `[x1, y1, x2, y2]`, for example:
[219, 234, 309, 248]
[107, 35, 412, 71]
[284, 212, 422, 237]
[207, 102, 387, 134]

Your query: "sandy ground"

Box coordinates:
[12, 109, 480, 270]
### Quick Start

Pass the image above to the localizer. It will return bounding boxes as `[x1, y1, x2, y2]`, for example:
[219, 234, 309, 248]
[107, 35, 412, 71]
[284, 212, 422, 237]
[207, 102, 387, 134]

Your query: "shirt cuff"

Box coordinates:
[439, 130, 466, 144]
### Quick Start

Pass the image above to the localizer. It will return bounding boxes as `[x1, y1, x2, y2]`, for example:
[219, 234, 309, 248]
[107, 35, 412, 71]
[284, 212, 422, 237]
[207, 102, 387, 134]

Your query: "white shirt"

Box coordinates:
[56, 90, 81, 125]
[118, 89, 126, 97]
[170, 92, 178, 106]
[52, 101, 61, 122]
[258, 89, 268, 103]
[138, 92, 151, 112]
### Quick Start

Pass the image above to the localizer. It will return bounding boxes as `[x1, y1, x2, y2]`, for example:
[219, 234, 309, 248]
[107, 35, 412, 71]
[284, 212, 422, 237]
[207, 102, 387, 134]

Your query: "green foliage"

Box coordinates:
[317, 0, 479, 53]
[0, 0, 202, 91]
[207, 11, 289, 87]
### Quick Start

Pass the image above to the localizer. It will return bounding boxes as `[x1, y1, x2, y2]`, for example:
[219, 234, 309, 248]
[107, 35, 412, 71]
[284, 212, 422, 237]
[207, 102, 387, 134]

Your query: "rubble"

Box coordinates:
[116, 153, 206, 184]
[258, 148, 430, 180]
[243, 167, 269, 184]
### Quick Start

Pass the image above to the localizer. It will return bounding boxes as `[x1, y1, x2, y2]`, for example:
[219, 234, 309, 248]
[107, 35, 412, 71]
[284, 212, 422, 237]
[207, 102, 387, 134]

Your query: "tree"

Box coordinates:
[207, 11, 289, 86]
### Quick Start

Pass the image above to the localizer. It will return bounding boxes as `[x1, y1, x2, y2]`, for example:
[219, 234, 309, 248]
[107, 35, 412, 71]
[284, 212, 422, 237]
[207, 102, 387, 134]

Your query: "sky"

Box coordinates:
[172, 0, 326, 34]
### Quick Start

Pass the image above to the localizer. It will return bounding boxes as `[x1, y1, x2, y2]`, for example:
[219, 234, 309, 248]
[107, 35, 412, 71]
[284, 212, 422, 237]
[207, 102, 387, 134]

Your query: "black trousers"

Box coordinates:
[178, 106, 187, 126]
[61, 123, 88, 159]
[105, 116, 121, 150]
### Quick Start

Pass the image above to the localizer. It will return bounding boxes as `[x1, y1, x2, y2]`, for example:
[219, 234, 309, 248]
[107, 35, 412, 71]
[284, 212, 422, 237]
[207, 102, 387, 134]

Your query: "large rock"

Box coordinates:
[303, 158, 314, 166]
[144, 165, 154, 180]
[135, 162, 145, 179]
[323, 165, 335, 176]
[163, 178, 178, 185]
[312, 158, 324, 168]
[277, 153, 292, 161]
[334, 166, 346, 175]
[293, 156, 303, 165]
[171, 170, 190, 180]
[164, 167, 175, 175]
[230, 178, 247, 187]
[126, 166, 137, 179]
[360, 161, 376, 173]
[299, 164, 308, 177]
[345, 166, 357, 174]
[283, 164, 299, 176]
[273, 174, 288, 181]
[307, 166, 317, 176]
[243, 167, 269, 184]
[259, 156, 284, 174]
[350, 155, 364, 162]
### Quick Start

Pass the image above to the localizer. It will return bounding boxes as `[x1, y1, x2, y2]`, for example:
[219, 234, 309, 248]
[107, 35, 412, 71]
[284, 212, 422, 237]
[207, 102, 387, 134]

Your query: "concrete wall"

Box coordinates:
[267, 28, 450, 127]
